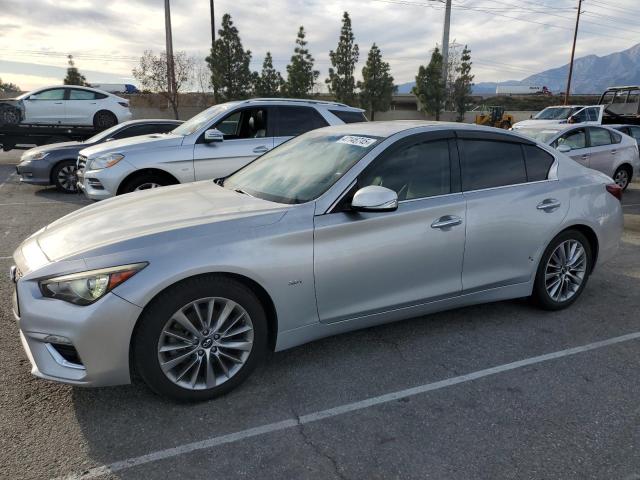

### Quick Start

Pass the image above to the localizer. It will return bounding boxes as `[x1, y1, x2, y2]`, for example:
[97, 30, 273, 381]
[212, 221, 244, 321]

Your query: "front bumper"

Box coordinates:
[15, 159, 52, 186]
[13, 276, 142, 387]
[77, 167, 122, 201]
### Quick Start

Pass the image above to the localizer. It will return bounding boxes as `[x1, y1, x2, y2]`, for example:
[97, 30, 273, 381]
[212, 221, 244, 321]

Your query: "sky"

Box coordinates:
[1, 0, 639, 91]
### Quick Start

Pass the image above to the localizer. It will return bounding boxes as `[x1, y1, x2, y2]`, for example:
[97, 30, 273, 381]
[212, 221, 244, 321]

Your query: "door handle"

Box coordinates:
[537, 199, 561, 211]
[253, 146, 269, 154]
[431, 215, 462, 229]
[581, 154, 588, 159]
[54, 102, 63, 104]
[611, 149, 617, 155]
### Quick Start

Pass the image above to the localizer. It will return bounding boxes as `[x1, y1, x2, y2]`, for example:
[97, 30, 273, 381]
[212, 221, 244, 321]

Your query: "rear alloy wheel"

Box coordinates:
[134, 276, 268, 401]
[532, 230, 592, 310]
[93, 110, 118, 129]
[51, 160, 78, 193]
[613, 166, 631, 191]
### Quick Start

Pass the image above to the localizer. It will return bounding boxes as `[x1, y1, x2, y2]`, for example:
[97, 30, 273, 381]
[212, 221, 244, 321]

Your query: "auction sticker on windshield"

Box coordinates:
[337, 136, 378, 148]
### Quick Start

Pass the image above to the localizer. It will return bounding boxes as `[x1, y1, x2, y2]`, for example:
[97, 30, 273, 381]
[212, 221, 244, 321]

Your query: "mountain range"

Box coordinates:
[397, 43, 640, 95]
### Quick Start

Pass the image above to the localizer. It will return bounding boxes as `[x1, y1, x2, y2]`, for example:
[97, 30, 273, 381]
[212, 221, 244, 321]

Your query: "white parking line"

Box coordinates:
[61, 330, 640, 480]
[623, 203, 640, 208]
[0, 201, 89, 207]
[0, 256, 13, 260]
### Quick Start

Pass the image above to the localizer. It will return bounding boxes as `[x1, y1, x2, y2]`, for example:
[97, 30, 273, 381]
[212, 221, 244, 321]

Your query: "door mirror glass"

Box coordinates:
[557, 144, 572, 153]
[204, 128, 224, 143]
[351, 186, 398, 212]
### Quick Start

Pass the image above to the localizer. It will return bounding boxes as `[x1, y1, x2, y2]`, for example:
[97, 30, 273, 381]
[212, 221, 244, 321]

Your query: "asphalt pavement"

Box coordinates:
[1, 152, 639, 480]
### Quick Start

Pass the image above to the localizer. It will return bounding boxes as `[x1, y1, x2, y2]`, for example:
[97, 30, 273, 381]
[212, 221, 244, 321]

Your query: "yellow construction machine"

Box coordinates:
[474, 106, 515, 129]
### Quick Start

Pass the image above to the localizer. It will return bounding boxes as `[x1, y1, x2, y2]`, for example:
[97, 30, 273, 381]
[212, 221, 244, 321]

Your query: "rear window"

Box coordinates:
[276, 106, 328, 137]
[329, 109, 367, 124]
[461, 140, 527, 191]
[589, 128, 612, 147]
[523, 145, 554, 182]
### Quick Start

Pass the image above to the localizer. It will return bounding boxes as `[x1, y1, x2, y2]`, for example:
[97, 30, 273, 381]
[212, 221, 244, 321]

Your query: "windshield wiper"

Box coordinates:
[234, 188, 251, 197]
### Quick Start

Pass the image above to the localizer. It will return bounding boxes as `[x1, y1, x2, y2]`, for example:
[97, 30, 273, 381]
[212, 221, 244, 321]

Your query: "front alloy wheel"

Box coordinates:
[134, 276, 267, 401]
[157, 297, 254, 390]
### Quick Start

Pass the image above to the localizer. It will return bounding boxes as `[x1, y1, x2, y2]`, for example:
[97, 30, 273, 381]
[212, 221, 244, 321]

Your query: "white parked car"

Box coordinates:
[516, 124, 640, 190]
[512, 105, 604, 130]
[77, 98, 367, 200]
[0, 85, 132, 129]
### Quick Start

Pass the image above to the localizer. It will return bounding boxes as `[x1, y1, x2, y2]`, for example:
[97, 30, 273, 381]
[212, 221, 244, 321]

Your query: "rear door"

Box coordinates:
[587, 127, 617, 177]
[192, 107, 275, 180]
[23, 88, 66, 124]
[458, 132, 568, 292]
[272, 106, 329, 147]
[314, 133, 466, 323]
[65, 88, 105, 125]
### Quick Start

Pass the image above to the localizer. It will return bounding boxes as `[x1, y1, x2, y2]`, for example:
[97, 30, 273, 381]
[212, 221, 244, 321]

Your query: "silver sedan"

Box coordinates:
[11, 121, 623, 401]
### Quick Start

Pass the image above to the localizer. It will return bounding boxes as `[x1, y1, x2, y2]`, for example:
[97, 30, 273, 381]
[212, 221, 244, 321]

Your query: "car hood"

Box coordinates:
[23, 181, 288, 263]
[80, 133, 183, 157]
[23, 141, 86, 156]
[513, 119, 567, 129]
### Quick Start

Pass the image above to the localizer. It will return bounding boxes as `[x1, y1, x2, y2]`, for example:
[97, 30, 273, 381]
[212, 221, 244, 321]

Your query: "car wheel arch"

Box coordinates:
[128, 271, 279, 380]
[49, 158, 78, 185]
[551, 224, 599, 273]
[615, 163, 633, 180]
[117, 168, 180, 195]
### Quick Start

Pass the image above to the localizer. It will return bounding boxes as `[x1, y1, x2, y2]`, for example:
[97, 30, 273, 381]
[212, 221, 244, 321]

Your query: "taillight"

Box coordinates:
[606, 183, 622, 201]
[118, 101, 129, 108]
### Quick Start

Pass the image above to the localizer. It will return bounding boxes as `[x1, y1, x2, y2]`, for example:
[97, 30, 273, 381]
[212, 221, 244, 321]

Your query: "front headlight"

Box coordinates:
[22, 151, 49, 161]
[39, 263, 147, 305]
[89, 153, 124, 170]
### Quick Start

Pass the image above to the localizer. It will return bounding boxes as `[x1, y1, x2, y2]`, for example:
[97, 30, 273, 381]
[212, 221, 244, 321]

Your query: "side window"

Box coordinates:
[329, 109, 367, 124]
[276, 106, 328, 137]
[629, 127, 640, 140]
[610, 130, 622, 144]
[557, 129, 586, 149]
[586, 108, 599, 121]
[69, 89, 97, 100]
[360, 139, 451, 201]
[572, 109, 588, 123]
[523, 145, 555, 182]
[214, 108, 269, 140]
[30, 89, 65, 100]
[460, 139, 526, 191]
[589, 127, 612, 147]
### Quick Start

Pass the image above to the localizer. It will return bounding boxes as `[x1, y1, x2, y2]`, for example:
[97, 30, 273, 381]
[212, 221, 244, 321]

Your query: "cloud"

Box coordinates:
[1, 0, 639, 90]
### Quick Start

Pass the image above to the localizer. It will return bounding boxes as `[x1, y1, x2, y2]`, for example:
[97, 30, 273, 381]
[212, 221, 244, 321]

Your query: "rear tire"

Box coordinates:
[531, 230, 592, 311]
[613, 165, 632, 191]
[133, 276, 268, 402]
[119, 172, 177, 195]
[93, 110, 118, 129]
[51, 160, 78, 193]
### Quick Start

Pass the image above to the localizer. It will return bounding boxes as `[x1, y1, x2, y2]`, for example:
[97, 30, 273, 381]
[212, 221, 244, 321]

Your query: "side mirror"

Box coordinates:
[204, 128, 224, 143]
[557, 144, 572, 153]
[351, 185, 398, 212]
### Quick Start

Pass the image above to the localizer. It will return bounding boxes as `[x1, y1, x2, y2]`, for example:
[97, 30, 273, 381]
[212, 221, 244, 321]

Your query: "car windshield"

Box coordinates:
[223, 131, 382, 204]
[172, 104, 232, 136]
[533, 107, 575, 120]
[516, 128, 561, 144]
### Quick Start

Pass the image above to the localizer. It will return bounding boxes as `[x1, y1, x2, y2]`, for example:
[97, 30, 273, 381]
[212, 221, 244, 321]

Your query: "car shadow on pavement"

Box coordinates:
[67, 230, 640, 478]
[33, 187, 92, 205]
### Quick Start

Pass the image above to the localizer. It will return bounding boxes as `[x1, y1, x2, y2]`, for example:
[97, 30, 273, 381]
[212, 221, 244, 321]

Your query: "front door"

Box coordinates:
[314, 135, 466, 323]
[193, 107, 274, 180]
[23, 88, 66, 124]
[556, 127, 590, 167]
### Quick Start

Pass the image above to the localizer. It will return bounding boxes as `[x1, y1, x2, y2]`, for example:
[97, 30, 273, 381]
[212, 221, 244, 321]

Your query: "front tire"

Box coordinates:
[51, 160, 78, 193]
[532, 230, 592, 311]
[133, 276, 268, 402]
[119, 172, 176, 194]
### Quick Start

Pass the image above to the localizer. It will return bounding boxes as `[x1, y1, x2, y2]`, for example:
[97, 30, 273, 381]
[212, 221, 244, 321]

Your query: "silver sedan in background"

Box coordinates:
[516, 123, 640, 190]
[11, 122, 623, 401]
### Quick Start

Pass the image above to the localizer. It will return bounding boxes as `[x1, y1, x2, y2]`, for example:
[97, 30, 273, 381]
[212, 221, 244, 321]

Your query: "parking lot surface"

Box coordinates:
[1, 151, 640, 480]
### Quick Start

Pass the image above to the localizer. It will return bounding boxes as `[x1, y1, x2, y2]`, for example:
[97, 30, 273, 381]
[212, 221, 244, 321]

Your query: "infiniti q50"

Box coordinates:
[11, 122, 623, 401]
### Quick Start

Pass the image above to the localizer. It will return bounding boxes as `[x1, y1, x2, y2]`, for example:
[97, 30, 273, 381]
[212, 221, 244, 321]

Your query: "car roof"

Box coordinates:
[315, 120, 537, 140]
[223, 98, 365, 112]
[117, 119, 183, 127]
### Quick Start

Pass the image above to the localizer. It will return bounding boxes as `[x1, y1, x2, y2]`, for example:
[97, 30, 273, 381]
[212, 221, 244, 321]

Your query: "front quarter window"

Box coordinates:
[223, 131, 381, 204]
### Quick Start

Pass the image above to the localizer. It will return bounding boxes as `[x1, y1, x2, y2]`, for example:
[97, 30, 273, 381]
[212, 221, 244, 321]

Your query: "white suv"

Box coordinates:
[77, 99, 367, 200]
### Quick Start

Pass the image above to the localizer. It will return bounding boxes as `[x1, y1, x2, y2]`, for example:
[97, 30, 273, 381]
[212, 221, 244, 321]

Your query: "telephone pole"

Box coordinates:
[164, 0, 176, 102]
[210, 0, 217, 102]
[441, 0, 452, 86]
[564, 0, 583, 105]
